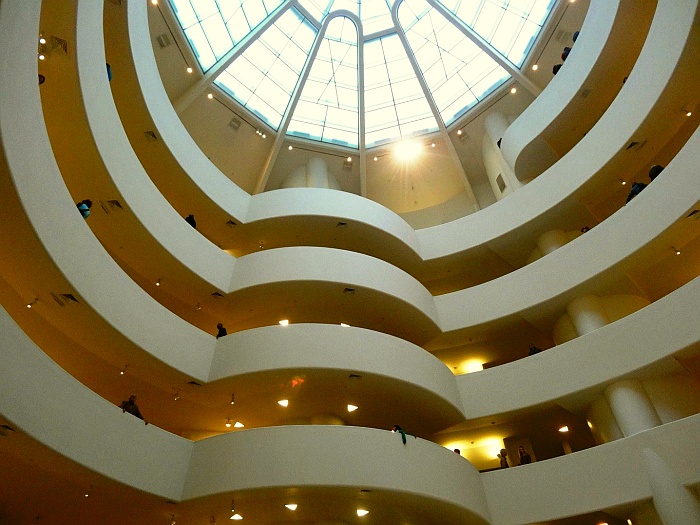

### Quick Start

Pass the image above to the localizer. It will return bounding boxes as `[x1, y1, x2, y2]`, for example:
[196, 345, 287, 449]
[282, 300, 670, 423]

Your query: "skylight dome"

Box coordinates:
[169, 0, 555, 148]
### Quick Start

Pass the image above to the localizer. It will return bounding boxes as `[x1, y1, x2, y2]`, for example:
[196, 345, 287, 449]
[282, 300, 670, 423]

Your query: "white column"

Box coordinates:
[537, 230, 569, 255]
[642, 448, 700, 525]
[566, 295, 610, 336]
[604, 379, 661, 437]
[585, 395, 624, 444]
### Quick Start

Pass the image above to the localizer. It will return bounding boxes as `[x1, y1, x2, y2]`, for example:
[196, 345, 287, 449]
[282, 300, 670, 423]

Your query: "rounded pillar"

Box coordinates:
[585, 395, 624, 444]
[566, 295, 610, 336]
[537, 230, 569, 255]
[604, 379, 661, 437]
[643, 448, 700, 525]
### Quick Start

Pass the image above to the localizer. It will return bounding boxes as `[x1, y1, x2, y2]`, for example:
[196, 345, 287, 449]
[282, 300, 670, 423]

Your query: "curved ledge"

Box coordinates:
[481, 414, 700, 524]
[435, 123, 700, 335]
[455, 277, 700, 420]
[501, 0, 654, 181]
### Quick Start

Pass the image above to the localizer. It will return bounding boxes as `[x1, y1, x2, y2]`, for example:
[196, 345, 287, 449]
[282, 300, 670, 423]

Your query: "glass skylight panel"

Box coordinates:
[169, 0, 284, 71]
[435, 0, 554, 65]
[298, 0, 333, 22]
[214, 8, 318, 129]
[399, 0, 509, 125]
[288, 17, 359, 147]
[359, 0, 395, 35]
[364, 34, 438, 147]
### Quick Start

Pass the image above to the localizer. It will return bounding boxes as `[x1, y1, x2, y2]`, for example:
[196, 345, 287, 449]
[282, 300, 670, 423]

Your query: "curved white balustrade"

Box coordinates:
[435, 124, 700, 333]
[455, 277, 700, 420]
[481, 414, 700, 524]
[501, 0, 655, 181]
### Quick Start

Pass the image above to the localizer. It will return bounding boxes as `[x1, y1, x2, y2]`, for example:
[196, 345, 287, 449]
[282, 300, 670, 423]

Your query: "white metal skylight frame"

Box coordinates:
[169, 0, 555, 149]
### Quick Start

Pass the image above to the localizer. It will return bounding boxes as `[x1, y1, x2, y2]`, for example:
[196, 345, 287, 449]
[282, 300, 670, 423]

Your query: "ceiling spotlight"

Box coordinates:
[627, 520, 633, 525]
[207, 93, 213, 99]
[346, 156, 352, 162]
[347, 404, 358, 412]
[288, 145, 293, 150]
[119, 365, 128, 376]
[431, 142, 435, 148]
[673, 247, 681, 255]
[558, 426, 569, 433]
[510, 87, 517, 94]
[230, 393, 235, 405]
[686, 111, 692, 117]
[279, 319, 289, 326]
[196, 303, 202, 310]
[38, 54, 45, 60]
[39, 37, 46, 44]
[26, 298, 38, 309]
[225, 419, 232, 428]
[457, 129, 462, 135]
[174, 391, 180, 401]
[621, 180, 627, 185]
[171, 515, 176, 525]
[156, 278, 161, 286]
[151, 0, 158, 4]
[373, 156, 378, 161]
[285, 504, 297, 511]
[230, 499, 242, 520]
[587, 420, 593, 429]
[278, 399, 289, 407]
[186, 67, 193, 73]
[357, 509, 369, 517]
[234, 421, 244, 428]
[262, 133, 266, 138]
[532, 64, 539, 71]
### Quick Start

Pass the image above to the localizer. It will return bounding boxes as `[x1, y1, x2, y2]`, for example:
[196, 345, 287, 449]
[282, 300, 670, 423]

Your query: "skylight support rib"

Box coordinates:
[424, 0, 541, 97]
[173, 1, 291, 114]
[391, 0, 479, 211]
[357, 19, 367, 196]
[254, 10, 360, 193]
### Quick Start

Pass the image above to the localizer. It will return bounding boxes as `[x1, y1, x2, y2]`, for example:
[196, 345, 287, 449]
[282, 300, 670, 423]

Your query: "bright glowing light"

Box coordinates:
[686, 111, 692, 117]
[393, 140, 423, 162]
[207, 93, 213, 99]
[532, 64, 538, 71]
[357, 509, 369, 517]
[39, 37, 46, 44]
[234, 421, 244, 428]
[462, 360, 484, 374]
[621, 180, 627, 185]
[225, 419, 232, 428]
[627, 520, 633, 525]
[373, 156, 378, 161]
[38, 54, 45, 60]
[186, 67, 193, 73]
[587, 420, 593, 429]
[457, 129, 462, 135]
[288, 145, 293, 150]
[285, 504, 297, 511]
[340, 323, 350, 327]
[279, 319, 289, 326]
[230, 514, 242, 520]
[510, 87, 517, 94]
[278, 399, 289, 407]
[558, 426, 569, 433]
[151, 0, 158, 5]
[347, 404, 358, 412]
[347, 157, 352, 162]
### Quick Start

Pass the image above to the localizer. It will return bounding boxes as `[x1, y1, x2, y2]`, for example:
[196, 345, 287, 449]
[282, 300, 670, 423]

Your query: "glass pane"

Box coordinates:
[288, 16, 359, 147]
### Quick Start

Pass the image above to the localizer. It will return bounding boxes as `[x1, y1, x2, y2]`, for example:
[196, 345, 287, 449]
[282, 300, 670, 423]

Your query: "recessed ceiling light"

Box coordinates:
[431, 142, 435, 148]
[186, 67, 193, 73]
[347, 404, 358, 412]
[207, 93, 213, 99]
[357, 509, 369, 517]
[285, 504, 297, 511]
[346, 156, 352, 162]
[234, 421, 244, 428]
[587, 421, 593, 429]
[278, 399, 289, 407]
[510, 87, 517, 94]
[151, 0, 158, 5]
[38, 54, 45, 60]
[373, 156, 378, 161]
[288, 145, 293, 150]
[686, 111, 692, 117]
[532, 64, 538, 71]
[457, 129, 462, 135]
[558, 426, 569, 432]
[279, 319, 289, 326]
